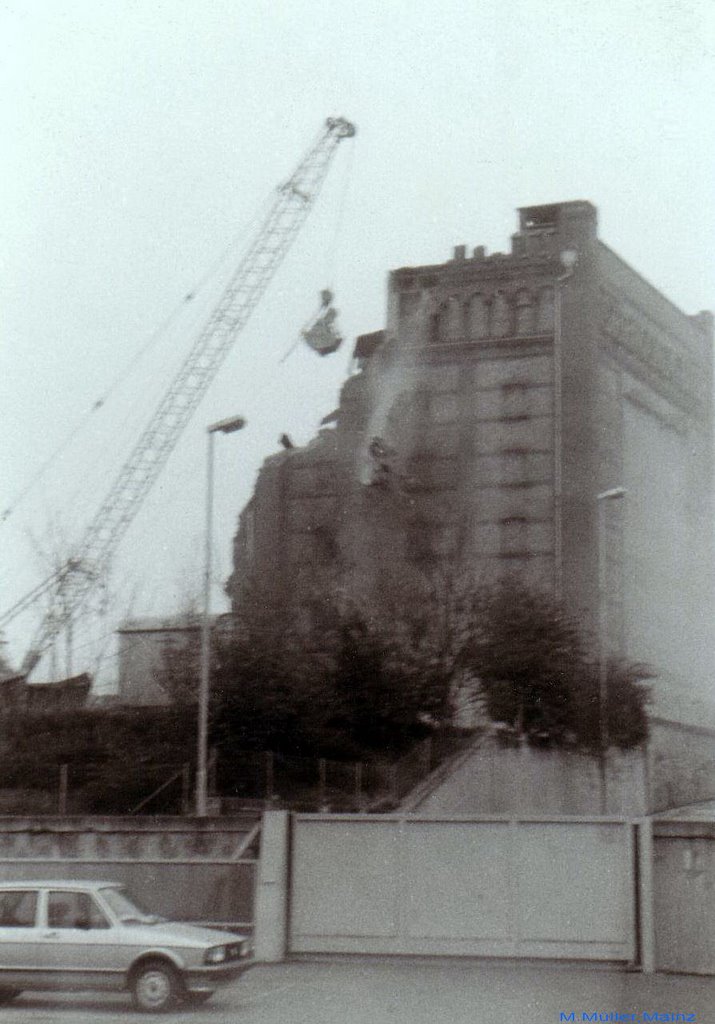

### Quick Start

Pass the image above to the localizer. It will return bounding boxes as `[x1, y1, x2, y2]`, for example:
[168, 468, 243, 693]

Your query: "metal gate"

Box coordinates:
[653, 819, 715, 975]
[289, 814, 636, 961]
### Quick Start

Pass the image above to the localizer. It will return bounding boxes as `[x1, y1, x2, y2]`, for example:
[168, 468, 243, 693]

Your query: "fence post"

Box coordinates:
[637, 818, 655, 973]
[265, 751, 274, 805]
[318, 758, 327, 810]
[208, 747, 217, 797]
[421, 736, 433, 775]
[254, 811, 290, 961]
[354, 762, 363, 811]
[390, 763, 399, 804]
[181, 764, 191, 815]
[58, 764, 68, 815]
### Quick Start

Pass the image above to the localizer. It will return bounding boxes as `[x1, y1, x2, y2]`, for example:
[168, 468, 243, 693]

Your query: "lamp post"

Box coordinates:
[596, 486, 626, 813]
[553, 248, 578, 602]
[196, 414, 246, 817]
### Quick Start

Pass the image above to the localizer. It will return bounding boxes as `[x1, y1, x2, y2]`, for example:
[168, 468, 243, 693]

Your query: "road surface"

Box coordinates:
[5, 959, 715, 1023]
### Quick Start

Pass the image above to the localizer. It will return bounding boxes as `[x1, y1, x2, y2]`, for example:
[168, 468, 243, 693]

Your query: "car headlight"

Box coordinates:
[204, 945, 227, 964]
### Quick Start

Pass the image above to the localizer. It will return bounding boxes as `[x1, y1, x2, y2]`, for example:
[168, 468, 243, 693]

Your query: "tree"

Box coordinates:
[327, 608, 454, 751]
[155, 574, 652, 758]
[461, 582, 585, 744]
[460, 580, 653, 751]
[154, 572, 459, 759]
[577, 657, 653, 752]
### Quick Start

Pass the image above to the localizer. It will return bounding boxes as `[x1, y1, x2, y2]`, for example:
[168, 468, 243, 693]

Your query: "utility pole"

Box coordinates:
[596, 486, 626, 813]
[196, 415, 246, 817]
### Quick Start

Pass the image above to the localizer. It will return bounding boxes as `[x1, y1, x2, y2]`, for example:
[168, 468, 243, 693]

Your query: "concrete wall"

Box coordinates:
[648, 718, 715, 812]
[0, 816, 258, 927]
[595, 243, 714, 706]
[401, 719, 715, 817]
[402, 735, 647, 816]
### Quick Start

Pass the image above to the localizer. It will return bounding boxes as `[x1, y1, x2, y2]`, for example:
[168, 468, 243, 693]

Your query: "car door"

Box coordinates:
[36, 889, 125, 990]
[0, 888, 44, 983]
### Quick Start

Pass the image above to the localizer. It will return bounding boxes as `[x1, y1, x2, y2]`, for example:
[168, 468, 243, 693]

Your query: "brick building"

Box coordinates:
[228, 201, 714, 715]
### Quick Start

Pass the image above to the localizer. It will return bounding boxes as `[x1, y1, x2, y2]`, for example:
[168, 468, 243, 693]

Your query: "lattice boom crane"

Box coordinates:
[3, 116, 356, 674]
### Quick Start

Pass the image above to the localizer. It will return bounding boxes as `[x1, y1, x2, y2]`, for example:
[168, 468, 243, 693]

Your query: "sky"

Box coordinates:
[1, 0, 714, 689]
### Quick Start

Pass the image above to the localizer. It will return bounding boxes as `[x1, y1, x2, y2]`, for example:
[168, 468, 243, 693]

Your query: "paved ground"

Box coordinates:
[5, 959, 715, 1024]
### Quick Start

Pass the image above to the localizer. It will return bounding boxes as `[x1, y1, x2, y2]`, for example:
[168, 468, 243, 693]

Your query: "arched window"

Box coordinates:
[515, 290, 534, 336]
[490, 291, 511, 338]
[500, 515, 529, 554]
[433, 296, 463, 343]
[536, 287, 555, 332]
[467, 294, 489, 340]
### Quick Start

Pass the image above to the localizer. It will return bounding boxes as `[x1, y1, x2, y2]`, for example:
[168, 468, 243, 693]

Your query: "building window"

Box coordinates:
[407, 521, 457, 565]
[500, 515, 529, 554]
[430, 393, 460, 424]
[288, 462, 338, 496]
[498, 449, 531, 486]
[405, 456, 459, 491]
[467, 294, 489, 340]
[536, 287, 555, 332]
[433, 296, 463, 343]
[500, 380, 529, 419]
[313, 524, 339, 563]
[289, 533, 313, 566]
[399, 291, 420, 321]
[515, 290, 534, 336]
[490, 291, 511, 337]
[407, 522, 434, 565]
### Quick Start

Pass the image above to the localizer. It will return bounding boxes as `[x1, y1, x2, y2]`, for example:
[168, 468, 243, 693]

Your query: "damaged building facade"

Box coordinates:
[228, 201, 714, 715]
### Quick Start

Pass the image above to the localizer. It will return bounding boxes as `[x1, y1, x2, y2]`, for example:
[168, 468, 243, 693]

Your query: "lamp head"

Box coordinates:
[208, 415, 246, 435]
[597, 487, 626, 501]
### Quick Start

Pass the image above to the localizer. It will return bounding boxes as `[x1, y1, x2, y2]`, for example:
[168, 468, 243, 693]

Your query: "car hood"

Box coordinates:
[121, 921, 246, 948]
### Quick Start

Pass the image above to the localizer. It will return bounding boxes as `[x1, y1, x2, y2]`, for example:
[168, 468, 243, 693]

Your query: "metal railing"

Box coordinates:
[0, 729, 472, 815]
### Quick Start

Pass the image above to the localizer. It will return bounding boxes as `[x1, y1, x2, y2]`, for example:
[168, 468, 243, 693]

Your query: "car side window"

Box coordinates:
[48, 892, 110, 930]
[0, 890, 38, 928]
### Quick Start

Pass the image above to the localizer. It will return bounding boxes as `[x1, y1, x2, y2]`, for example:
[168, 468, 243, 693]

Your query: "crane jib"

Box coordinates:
[14, 116, 356, 676]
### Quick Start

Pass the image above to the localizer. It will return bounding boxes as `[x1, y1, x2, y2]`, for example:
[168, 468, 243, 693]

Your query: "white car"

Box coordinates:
[0, 880, 254, 1012]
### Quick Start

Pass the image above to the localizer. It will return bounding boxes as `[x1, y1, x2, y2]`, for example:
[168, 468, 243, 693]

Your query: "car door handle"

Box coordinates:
[42, 931, 59, 938]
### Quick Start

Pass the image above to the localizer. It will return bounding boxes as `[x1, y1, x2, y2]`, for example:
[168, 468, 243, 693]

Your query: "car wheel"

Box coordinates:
[0, 988, 20, 1005]
[131, 960, 183, 1012]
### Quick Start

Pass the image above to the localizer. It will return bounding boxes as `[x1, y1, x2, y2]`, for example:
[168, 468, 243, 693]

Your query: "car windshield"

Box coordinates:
[99, 887, 163, 924]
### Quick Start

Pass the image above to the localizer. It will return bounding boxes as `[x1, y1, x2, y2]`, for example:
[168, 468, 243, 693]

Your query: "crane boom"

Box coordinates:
[13, 116, 355, 673]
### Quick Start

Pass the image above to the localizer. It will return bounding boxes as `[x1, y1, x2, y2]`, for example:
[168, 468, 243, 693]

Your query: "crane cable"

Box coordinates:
[324, 130, 355, 293]
[277, 139, 355, 369]
[3, 140, 355, 527]
[1, 194, 273, 528]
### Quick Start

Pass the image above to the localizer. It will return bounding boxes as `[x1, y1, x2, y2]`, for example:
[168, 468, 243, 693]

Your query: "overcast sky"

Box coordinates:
[1, 0, 713, 687]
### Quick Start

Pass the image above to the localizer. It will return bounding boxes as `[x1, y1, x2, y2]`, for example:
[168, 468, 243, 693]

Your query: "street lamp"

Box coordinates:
[596, 486, 626, 813]
[196, 414, 246, 817]
[553, 248, 578, 602]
